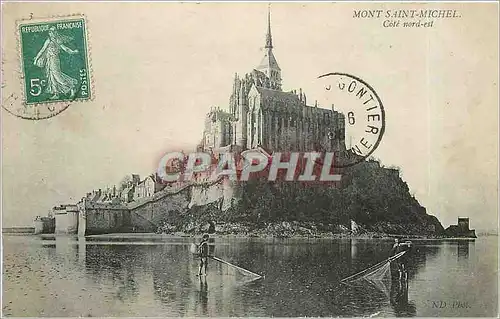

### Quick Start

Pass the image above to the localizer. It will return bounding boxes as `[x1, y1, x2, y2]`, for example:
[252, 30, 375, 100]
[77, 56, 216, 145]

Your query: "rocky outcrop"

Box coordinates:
[443, 218, 477, 238]
[180, 158, 447, 237]
[444, 225, 476, 238]
[82, 157, 446, 238]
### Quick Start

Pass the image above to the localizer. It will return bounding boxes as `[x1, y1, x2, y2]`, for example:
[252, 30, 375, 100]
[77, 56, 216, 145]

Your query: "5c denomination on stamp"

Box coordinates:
[7, 15, 92, 120]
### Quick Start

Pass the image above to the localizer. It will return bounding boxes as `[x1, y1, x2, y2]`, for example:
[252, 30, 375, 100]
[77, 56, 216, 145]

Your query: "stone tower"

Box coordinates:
[235, 80, 247, 147]
[255, 8, 282, 91]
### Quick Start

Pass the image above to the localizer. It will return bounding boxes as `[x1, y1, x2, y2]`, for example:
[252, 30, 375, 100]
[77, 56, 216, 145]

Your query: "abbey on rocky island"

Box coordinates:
[199, 9, 347, 154]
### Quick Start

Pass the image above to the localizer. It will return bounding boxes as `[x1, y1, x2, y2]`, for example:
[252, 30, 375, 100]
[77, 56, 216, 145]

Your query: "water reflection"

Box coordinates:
[390, 276, 416, 317]
[151, 246, 192, 316]
[351, 238, 358, 260]
[198, 276, 208, 315]
[84, 244, 144, 302]
[3, 235, 494, 317]
[67, 238, 443, 317]
[78, 238, 86, 263]
[457, 240, 473, 261]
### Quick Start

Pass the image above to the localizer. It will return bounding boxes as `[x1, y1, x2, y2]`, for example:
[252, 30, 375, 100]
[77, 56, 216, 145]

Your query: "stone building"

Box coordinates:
[86, 187, 120, 204]
[134, 176, 155, 200]
[444, 217, 477, 238]
[34, 216, 55, 234]
[53, 204, 79, 234]
[200, 9, 346, 154]
[120, 186, 135, 203]
[133, 174, 167, 201]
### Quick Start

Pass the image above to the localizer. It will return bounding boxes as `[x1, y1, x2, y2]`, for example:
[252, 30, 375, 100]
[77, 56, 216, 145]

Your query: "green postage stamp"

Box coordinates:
[16, 15, 91, 118]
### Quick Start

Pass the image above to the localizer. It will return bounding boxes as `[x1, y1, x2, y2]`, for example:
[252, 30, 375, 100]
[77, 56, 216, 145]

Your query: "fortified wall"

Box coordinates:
[77, 177, 238, 236]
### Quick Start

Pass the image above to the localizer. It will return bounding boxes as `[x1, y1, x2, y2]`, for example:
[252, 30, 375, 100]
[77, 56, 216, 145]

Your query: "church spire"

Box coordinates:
[256, 5, 281, 91]
[265, 5, 273, 49]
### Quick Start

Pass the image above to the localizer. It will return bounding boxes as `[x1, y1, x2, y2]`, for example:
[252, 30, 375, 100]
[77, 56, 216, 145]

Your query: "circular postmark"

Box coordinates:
[2, 90, 78, 121]
[318, 72, 385, 168]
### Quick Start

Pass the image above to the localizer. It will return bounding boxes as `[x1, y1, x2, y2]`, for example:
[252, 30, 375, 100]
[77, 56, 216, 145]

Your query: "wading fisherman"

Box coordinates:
[391, 238, 412, 281]
[207, 221, 216, 255]
[197, 234, 210, 276]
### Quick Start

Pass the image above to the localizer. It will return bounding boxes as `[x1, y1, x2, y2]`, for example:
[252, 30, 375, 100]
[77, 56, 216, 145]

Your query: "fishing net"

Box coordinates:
[340, 253, 404, 299]
[190, 242, 262, 284]
[341, 251, 406, 284]
[211, 256, 263, 279]
[363, 260, 391, 282]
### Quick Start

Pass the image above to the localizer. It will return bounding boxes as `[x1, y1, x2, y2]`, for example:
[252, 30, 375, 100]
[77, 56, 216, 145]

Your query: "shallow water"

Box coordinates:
[2, 235, 497, 317]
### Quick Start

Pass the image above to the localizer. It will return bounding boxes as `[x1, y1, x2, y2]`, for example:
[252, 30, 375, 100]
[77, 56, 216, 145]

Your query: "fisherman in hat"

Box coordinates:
[391, 238, 412, 282]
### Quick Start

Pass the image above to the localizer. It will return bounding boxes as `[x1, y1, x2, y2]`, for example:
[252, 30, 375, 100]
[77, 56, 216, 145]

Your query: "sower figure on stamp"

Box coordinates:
[197, 234, 210, 276]
[33, 26, 79, 99]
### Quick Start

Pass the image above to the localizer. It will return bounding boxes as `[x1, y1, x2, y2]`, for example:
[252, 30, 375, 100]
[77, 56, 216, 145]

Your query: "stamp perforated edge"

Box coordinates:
[9, 13, 95, 120]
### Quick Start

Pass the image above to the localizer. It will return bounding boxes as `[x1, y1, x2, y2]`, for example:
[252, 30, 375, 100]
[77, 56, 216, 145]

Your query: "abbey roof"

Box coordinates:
[255, 87, 300, 104]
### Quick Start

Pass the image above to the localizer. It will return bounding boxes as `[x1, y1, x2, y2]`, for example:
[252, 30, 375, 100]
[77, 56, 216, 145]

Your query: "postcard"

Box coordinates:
[1, 2, 498, 318]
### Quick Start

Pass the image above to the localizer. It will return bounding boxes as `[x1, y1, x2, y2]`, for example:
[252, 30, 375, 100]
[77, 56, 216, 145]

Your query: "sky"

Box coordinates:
[2, 2, 498, 231]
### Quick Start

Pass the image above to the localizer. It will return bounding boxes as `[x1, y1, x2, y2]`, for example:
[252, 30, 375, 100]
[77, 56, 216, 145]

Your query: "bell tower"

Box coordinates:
[256, 7, 282, 91]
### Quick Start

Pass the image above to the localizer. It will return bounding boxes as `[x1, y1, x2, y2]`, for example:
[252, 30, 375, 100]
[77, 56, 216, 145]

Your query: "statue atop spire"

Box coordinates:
[265, 5, 273, 49]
